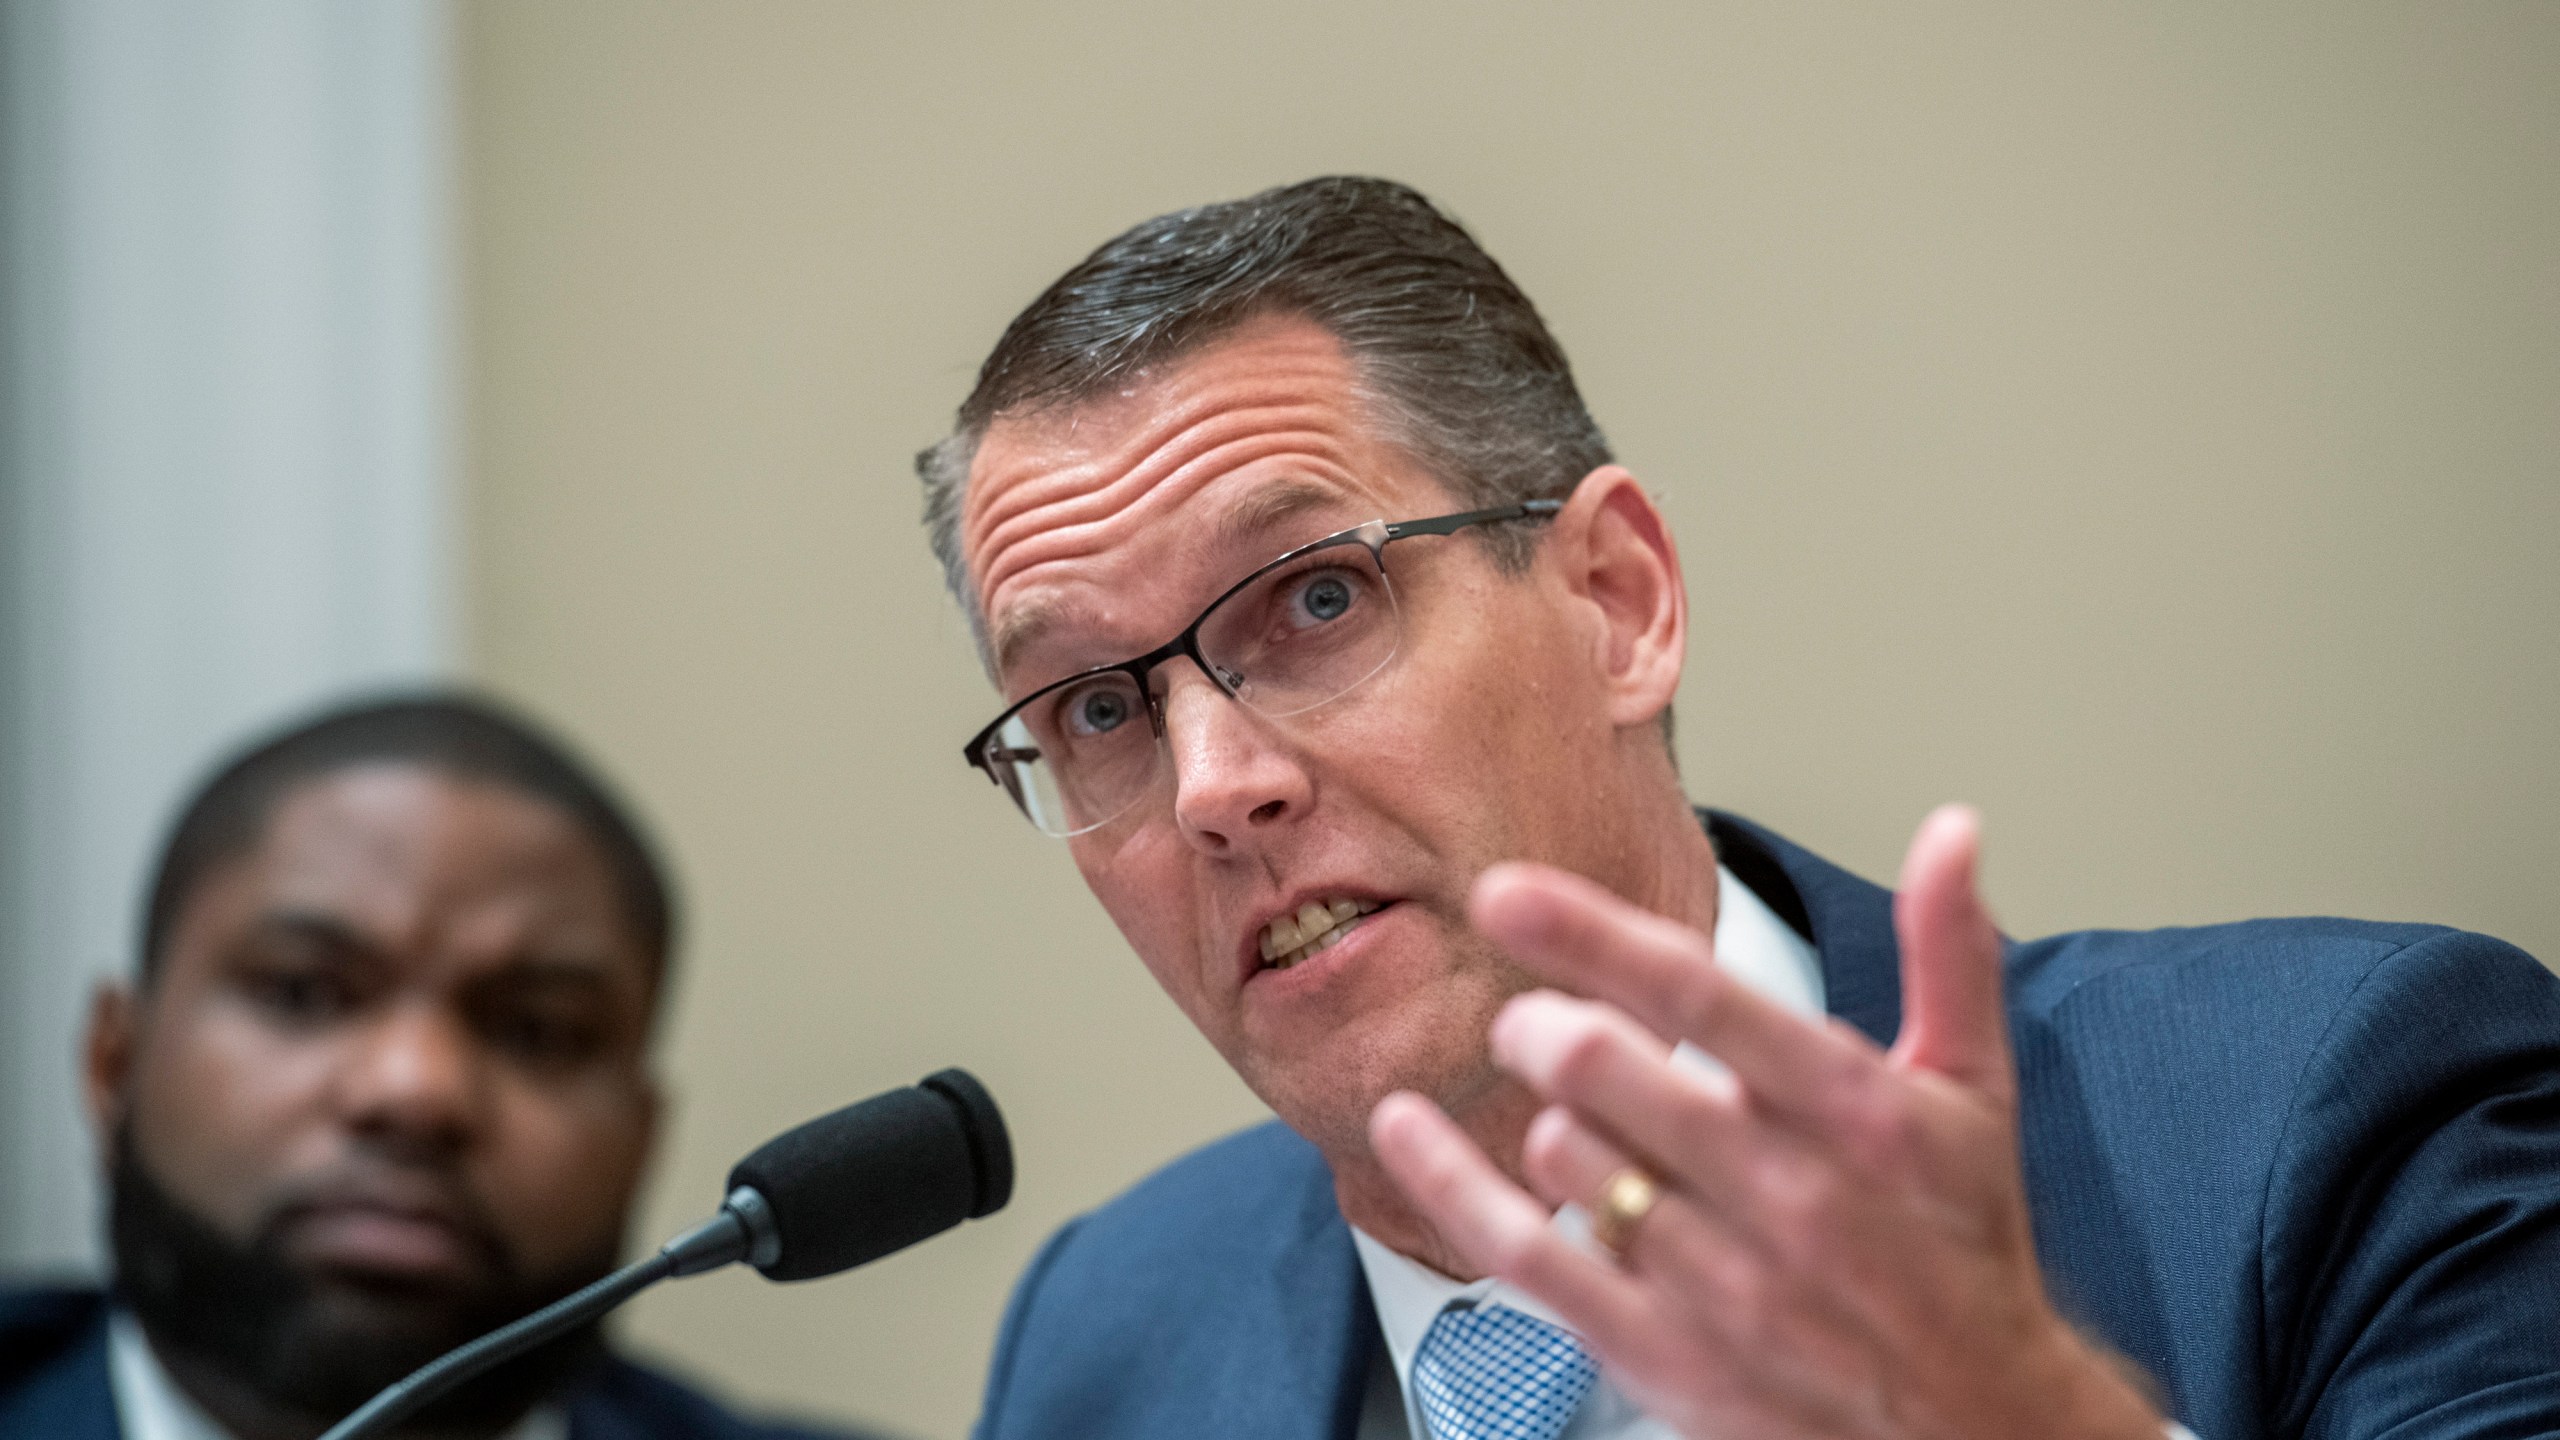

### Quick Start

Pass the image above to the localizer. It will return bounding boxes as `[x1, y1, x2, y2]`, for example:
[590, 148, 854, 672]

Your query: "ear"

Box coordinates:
[83, 981, 138, 1145]
[1549, 466, 1687, 732]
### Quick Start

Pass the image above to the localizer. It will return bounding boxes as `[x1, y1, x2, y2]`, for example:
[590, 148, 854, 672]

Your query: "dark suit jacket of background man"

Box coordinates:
[975, 812, 2560, 1440]
[0, 1286, 882, 1440]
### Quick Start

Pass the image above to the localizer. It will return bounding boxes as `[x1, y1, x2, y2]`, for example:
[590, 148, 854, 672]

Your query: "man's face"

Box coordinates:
[89, 764, 659, 1419]
[963, 316, 1642, 1158]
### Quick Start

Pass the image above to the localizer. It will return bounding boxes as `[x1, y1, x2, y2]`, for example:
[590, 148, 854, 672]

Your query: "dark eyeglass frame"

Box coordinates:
[962, 499, 1563, 805]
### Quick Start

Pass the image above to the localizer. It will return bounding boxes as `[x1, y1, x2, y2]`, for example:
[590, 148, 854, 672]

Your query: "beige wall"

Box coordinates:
[459, 5, 2560, 1437]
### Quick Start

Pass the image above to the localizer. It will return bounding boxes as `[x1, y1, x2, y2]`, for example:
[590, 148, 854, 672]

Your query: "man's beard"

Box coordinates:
[108, 1127, 623, 1433]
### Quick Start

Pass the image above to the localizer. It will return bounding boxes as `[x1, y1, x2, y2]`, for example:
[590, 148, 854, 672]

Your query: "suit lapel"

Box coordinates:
[1706, 811, 1904, 1047]
[1235, 1140, 1379, 1440]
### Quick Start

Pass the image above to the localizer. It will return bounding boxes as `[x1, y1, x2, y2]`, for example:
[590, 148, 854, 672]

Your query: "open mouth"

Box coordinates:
[1259, 898, 1385, 971]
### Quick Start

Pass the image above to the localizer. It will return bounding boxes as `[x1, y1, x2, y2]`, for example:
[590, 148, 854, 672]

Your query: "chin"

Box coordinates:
[1244, 1010, 1509, 1160]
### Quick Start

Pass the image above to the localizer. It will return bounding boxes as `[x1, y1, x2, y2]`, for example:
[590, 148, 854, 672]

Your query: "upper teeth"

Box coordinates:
[1260, 898, 1380, 967]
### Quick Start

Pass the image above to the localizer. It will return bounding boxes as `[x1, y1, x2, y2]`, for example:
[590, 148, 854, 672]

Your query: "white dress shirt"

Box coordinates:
[107, 1308, 566, 1440]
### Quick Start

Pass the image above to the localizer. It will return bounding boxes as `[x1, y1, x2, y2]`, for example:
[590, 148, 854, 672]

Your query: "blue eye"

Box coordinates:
[1294, 573, 1354, 625]
[1070, 688, 1132, 736]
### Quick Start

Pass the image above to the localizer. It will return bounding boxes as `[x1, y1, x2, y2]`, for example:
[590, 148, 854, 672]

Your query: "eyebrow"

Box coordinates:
[990, 592, 1075, 680]
[1211, 478, 1344, 556]
[245, 910, 377, 959]
[241, 910, 629, 987]
[471, 959, 622, 997]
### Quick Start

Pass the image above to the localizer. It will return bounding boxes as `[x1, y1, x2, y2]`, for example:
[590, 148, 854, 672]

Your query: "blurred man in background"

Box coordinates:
[924, 177, 2560, 1439]
[0, 697, 877, 1440]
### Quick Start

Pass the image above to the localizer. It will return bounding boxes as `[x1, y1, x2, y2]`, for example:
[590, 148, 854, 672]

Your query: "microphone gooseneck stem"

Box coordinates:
[312, 1251, 673, 1440]
[314, 1196, 765, 1440]
[309, 1058, 1002, 1440]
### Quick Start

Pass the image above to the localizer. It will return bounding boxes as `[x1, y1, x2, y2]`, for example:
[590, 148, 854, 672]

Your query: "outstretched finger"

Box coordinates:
[1472, 862, 1889, 1136]
[1888, 805, 2014, 1099]
[1490, 989, 1772, 1219]
[1369, 1091, 1659, 1349]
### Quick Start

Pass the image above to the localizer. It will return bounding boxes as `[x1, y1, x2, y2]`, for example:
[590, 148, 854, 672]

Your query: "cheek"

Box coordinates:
[127, 1009, 342, 1233]
[1075, 830, 1221, 1017]
[1317, 631, 1555, 844]
[1393, 591, 1611, 830]
[1453, 603, 1591, 740]
[475, 1078, 652, 1265]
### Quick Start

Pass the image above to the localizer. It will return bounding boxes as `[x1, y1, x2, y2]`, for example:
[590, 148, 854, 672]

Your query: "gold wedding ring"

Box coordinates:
[1589, 1165, 1662, 1259]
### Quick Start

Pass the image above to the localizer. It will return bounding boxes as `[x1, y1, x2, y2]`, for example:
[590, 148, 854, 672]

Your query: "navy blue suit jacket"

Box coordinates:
[0, 1286, 883, 1440]
[975, 813, 2560, 1440]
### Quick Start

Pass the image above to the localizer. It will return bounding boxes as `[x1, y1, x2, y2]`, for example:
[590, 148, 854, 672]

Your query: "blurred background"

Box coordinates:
[3, 3, 2554, 1436]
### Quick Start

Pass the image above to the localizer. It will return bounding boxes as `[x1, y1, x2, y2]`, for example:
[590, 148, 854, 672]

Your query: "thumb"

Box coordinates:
[1888, 804, 2014, 1098]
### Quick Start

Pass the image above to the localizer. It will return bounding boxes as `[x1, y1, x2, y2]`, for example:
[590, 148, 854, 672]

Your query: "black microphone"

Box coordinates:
[315, 1068, 1012, 1440]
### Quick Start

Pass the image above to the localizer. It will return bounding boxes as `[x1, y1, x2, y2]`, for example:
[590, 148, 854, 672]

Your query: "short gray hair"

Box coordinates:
[917, 176, 1614, 656]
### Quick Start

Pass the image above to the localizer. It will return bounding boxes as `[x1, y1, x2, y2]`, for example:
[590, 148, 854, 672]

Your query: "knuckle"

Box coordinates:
[1718, 1256, 1773, 1350]
[1716, 1246, 1763, 1311]
[1520, 1116, 1581, 1192]
[1669, 1087, 1731, 1158]
[1504, 1234, 1574, 1294]
[1811, 1060, 1882, 1133]
[1421, 1158, 1472, 1207]
[1485, 1229, 1537, 1276]
[1669, 967, 1725, 1039]
[1552, 1025, 1619, 1093]
[1838, 1089, 1920, 1174]
[1756, 1161, 1837, 1265]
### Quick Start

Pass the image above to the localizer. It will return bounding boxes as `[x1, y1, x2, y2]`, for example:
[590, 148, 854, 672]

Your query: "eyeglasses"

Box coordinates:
[963, 500, 1562, 836]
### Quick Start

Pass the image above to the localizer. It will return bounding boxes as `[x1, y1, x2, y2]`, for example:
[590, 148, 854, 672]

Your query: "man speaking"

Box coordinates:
[916, 177, 2560, 1439]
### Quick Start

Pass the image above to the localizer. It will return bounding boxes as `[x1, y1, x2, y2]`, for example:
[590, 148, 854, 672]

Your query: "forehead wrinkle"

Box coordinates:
[967, 381, 1352, 556]
[977, 412, 1342, 593]
[972, 410, 1359, 640]
[981, 440, 1343, 683]
[963, 337, 1362, 563]
[958, 339, 1357, 543]
[987, 472, 1350, 679]
[966, 323, 1382, 682]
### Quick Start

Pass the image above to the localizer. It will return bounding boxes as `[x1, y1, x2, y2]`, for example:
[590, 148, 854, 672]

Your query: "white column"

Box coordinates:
[0, 0, 457, 1273]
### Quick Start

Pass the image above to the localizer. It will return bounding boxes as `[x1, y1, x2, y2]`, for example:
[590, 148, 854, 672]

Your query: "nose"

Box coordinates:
[332, 1000, 482, 1161]
[1160, 665, 1312, 856]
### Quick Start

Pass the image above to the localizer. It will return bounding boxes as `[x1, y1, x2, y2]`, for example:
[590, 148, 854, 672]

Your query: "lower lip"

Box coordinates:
[1251, 904, 1397, 987]
[284, 1209, 481, 1281]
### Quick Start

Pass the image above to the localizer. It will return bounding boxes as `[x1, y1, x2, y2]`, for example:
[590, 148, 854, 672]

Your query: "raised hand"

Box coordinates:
[1370, 806, 2164, 1440]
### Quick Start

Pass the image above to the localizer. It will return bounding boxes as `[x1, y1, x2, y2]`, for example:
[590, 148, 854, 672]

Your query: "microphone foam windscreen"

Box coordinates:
[725, 1071, 1011, 1282]
[920, 1067, 1013, 1219]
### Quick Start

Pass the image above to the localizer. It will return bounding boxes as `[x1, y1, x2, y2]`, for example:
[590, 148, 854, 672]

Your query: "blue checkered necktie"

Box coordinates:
[1411, 1301, 1600, 1440]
